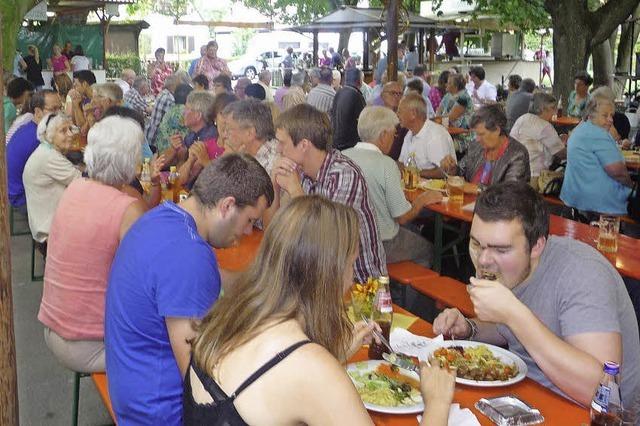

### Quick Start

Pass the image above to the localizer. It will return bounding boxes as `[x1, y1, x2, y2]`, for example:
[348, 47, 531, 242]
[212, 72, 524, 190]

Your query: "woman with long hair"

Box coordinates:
[185, 196, 454, 425]
[24, 45, 45, 89]
[48, 44, 71, 76]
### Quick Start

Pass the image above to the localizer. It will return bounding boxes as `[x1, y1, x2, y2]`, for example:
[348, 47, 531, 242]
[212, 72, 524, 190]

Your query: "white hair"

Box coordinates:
[37, 113, 72, 144]
[357, 106, 399, 143]
[84, 116, 142, 186]
[332, 70, 341, 83]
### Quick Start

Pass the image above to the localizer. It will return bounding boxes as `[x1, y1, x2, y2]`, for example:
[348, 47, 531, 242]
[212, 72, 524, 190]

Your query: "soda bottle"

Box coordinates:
[590, 361, 623, 426]
[404, 153, 420, 191]
[140, 159, 152, 193]
[368, 276, 393, 360]
[556, 95, 563, 118]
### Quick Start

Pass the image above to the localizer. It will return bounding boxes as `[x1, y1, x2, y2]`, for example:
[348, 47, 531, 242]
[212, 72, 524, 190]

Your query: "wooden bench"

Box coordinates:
[409, 276, 475, 317]
[91, 373, 116, 423]
[387, 261, 439, 285]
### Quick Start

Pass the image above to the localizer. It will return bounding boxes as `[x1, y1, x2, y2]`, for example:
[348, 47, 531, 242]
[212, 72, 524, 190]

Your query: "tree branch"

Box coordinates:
[590, 0, 639, 46]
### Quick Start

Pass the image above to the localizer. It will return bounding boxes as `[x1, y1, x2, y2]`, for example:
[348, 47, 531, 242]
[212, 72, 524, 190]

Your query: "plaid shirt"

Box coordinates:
[302, 149, 387, 283]
[123, 88, 147, 117]
[144, 89, 174, 147]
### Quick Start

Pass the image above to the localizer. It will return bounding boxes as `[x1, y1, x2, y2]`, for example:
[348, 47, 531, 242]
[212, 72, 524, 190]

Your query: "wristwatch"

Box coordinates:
[464, 317, 478, 340]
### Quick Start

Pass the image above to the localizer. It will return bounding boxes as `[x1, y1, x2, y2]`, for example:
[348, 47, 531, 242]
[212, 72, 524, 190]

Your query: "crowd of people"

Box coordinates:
[4, 37, 640, 424]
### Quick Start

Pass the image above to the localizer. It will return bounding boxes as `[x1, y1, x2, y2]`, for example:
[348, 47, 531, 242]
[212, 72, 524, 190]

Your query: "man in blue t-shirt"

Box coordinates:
[105, 154, 274, 425]
[7, 90, 61, 214]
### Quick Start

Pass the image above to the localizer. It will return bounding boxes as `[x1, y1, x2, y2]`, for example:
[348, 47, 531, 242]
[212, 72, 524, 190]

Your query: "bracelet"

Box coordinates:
[464, 317, 478, 340]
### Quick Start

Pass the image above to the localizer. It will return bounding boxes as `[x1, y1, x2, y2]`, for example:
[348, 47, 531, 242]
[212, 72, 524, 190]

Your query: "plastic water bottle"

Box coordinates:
[590, 361, 623, 426]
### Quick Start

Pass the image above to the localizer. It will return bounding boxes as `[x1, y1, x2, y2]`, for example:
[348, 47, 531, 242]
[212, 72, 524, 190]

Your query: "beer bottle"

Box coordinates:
[590, 361, 623, 426]
[404, 153, 420, 191]
[140, 159, 152, 193]
[556, 95, 563, 118]
[368, 276, 393, 360]
[166, 166, 180, 203]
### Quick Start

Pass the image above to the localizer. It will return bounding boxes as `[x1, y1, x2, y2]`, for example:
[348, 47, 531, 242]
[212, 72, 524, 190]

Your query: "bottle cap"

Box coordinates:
[603, 361, 620, 375]
[379, 276, 390, 284]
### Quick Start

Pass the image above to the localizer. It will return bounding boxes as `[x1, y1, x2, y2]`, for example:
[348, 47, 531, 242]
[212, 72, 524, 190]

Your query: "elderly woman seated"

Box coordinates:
[23, 113, 82, 249]
[343, 106, 442, 267]
[510, 92, 567, 191]
[567, 71, 592, 118]
[441, 104, 531, 194]
[155, 84, 193, 160]
[37, 115, 148, 373]
[435, 73, 473, 129]
[560, 95, 633, 216]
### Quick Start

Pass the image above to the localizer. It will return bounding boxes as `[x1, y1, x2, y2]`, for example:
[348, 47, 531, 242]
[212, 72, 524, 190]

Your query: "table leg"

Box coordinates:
[433, 213, 443, 273]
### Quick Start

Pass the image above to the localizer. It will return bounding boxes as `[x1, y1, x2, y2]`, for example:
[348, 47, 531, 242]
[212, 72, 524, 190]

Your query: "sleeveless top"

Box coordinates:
[51, 55, 67, 72]
[183, 340, 311, 425]
[38, 179, 137, 340]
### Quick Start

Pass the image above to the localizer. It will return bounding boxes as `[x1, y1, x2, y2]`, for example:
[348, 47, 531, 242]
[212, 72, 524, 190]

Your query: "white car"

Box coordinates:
[229, 50, 287, 80]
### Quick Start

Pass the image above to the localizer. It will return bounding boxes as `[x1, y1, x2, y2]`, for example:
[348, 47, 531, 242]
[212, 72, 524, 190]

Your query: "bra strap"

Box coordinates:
[230, 339, 311, 400]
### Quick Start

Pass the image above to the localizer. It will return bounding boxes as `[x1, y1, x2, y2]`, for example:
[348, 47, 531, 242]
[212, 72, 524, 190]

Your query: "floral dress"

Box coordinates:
[567, 91, 590, 118]
[155, 105, 189, 154]
[439, 90, 474, 152]
[149, 61, 173, 95]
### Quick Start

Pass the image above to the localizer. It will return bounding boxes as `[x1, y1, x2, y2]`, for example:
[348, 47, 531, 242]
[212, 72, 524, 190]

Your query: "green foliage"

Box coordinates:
[524, 31, 552, 51]
[240, 0, 333, 25]
[126, 0, 189, 21]
[232, 29, 255, 57]
[105, 53, 143, 78]
[1, 0, 39, 69]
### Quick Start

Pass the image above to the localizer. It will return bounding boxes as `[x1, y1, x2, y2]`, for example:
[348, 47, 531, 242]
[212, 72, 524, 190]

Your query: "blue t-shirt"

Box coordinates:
[105, 202, 221, 425]
[560, 121, 632, 215]
[7, 121, 38, 207]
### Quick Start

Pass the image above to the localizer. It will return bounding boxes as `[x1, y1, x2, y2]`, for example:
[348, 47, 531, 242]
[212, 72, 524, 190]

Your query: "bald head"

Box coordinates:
[121, 68, 136, 86]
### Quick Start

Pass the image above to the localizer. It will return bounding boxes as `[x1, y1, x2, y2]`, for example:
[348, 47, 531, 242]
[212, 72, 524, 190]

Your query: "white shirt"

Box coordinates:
[466, 80, 497, 108]
[399, 119, 457, 170]
[510, 113, 564, 177]
[70, 55, 91, 72]
[114, 79, 131, 96]
[23, 143, 82, 242]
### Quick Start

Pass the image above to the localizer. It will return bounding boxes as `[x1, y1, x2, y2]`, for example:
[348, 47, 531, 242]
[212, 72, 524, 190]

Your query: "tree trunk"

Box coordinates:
[338, 29, 351, 56]
[0, 12, 20, 426]
[592, 35, 614, 88]
[614, 4, 640, 97]
[549, 10, 591, 101]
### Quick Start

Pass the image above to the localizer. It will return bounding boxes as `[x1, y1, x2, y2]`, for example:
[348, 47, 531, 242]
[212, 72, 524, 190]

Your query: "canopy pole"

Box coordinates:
[386, 0, 399, 81]
[428, 28, 435, 71]
[313, 30, 319, 67]
[363, 31, 370, 72]
[418, 28, 425, 65]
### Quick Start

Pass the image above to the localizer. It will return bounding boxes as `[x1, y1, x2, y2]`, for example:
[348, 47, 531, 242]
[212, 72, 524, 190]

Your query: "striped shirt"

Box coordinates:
[124, 88, 147, 118]
[302, 149, 387, 283]
[306, 84, 335, 114]
[144, 89, 174, 147]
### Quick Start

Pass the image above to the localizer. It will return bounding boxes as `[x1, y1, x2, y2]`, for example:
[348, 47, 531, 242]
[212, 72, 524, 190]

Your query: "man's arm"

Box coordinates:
[396, 190, 442, 225]
[166, 317, 198, 379]
[432, 308, 507, 346]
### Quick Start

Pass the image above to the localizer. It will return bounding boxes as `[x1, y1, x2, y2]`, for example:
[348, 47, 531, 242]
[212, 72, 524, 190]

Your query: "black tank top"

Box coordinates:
[183, 340, 311, 426]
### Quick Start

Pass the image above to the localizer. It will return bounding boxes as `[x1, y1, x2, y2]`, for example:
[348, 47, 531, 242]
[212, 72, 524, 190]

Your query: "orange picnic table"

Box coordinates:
[551, 116, 581, 128]
[216, 235, 589, 425]
[407, 189, 640, 279]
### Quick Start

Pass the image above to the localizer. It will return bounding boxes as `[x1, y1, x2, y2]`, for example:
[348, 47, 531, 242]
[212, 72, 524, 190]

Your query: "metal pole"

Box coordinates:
[313, 30, 319, 67]
[386, 0, 399, 81]
[363, 31, 370, 72]
[418, 28, 425, 65]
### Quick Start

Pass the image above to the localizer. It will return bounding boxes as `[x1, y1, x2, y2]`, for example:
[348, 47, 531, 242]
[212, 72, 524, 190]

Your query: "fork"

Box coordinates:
[360, 315, 394, 354]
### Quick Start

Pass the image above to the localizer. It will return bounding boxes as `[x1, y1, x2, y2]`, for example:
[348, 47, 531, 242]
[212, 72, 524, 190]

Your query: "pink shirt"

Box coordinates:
[51, 55, 68, 72]
[38, 179, 136, 340]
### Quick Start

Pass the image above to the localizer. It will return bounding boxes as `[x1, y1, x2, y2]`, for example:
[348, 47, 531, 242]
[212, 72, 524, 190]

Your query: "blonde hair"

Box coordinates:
[192, 195, 360, 373]
[92, 82, 123, 102]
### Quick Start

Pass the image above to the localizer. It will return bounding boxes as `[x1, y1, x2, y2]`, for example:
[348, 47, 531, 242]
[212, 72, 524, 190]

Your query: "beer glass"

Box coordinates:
[441, 116, 450, 128]
[446, 176, 464, 205]
[590, 215, 620, 254]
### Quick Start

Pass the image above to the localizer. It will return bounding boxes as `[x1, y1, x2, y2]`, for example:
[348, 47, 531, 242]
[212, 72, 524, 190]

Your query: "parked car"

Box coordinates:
[229, 50, 285, 79]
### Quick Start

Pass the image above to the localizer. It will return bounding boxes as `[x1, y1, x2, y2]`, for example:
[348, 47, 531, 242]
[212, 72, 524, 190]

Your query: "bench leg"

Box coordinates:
[433, 213, 443, 273]
[31, 239, 44, 282]
[72, 372, 90, 426]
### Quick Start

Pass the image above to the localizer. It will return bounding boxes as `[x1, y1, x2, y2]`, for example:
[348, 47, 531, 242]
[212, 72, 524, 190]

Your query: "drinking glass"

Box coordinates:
[446, 176, 465, 205]
[590, 215, 620, 254]
[441, 116, 450, 128]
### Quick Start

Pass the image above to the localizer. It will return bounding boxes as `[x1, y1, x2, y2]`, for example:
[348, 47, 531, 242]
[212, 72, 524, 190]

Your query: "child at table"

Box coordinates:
[184, 195, 455, 425]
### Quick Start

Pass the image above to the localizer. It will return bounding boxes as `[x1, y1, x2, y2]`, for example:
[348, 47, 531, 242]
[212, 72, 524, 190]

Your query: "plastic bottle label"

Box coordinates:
[592, 384, 611, 413]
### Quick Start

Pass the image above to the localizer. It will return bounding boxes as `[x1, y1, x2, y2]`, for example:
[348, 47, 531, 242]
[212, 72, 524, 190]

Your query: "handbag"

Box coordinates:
[538, 169, 564, 196]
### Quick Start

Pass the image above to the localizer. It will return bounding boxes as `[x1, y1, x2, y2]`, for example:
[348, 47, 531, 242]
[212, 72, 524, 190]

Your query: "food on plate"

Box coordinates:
[433, 345, 518, 381]
[420, 179, 446, 191]
[348, 363, 422, 407]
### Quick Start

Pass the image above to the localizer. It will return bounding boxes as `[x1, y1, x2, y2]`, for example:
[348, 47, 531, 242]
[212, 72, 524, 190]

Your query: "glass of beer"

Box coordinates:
[591, 215, 620, 254]
[446, 176, 465, 205]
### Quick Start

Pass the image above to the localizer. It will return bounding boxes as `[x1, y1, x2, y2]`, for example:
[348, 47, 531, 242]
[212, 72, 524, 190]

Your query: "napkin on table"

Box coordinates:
[390, 328, 444, 361]
[417, 404, 481, 426]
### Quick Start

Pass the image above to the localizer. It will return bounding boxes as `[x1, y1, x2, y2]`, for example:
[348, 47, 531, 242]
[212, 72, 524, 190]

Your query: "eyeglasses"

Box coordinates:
[384, 91, 403, 97]
[45, 113, 58, 130]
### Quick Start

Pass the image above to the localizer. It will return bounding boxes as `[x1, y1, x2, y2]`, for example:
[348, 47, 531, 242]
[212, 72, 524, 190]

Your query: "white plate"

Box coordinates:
[346, 360, 424, 414]
[427, 340, 527, 387]
[418, 179, 447, 192]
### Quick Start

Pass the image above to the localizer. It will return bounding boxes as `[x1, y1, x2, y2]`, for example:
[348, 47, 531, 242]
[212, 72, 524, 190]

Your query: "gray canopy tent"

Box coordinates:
[287, 5, 442, 72]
